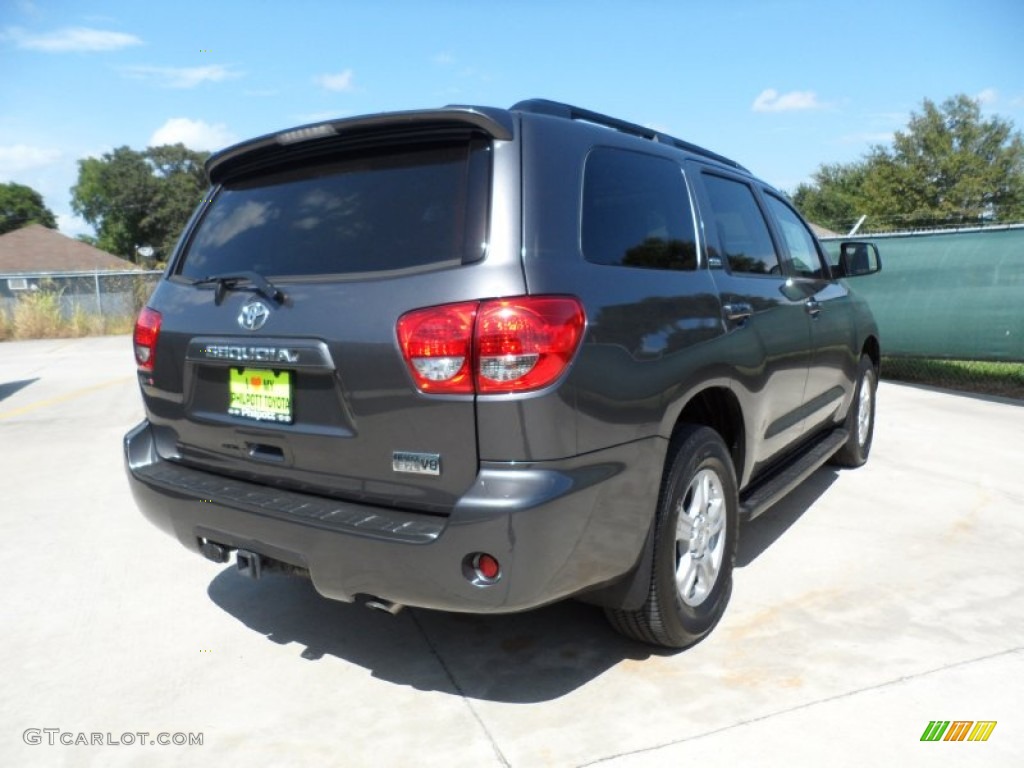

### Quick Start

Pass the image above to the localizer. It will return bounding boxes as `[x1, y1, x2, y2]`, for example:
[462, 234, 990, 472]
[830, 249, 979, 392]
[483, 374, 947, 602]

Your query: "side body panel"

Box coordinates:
[502, 114, 732, 458]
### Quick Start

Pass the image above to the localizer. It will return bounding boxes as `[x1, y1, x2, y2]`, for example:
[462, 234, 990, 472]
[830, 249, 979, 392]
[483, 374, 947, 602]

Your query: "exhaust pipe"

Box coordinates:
[365, 597, 404, 616]
[199, 539, 231, 563]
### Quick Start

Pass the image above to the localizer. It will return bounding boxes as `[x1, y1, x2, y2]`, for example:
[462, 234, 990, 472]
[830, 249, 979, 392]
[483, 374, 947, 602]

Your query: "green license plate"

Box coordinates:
[228, 368, 292, 423]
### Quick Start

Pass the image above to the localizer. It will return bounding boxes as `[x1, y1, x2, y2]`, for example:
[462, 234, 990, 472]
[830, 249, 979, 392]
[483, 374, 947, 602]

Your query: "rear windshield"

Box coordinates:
[176, 139, 491, 279]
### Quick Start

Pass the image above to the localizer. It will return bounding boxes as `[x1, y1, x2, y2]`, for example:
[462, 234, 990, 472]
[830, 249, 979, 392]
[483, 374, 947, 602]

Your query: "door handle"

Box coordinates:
[722, 302, 753, 323]
[805, 299, 822, 318]
[246, 443, 286, 463]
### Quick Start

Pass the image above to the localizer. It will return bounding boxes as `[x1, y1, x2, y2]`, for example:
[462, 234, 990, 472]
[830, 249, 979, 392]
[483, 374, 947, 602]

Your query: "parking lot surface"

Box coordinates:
[1, 336, 1022, 767]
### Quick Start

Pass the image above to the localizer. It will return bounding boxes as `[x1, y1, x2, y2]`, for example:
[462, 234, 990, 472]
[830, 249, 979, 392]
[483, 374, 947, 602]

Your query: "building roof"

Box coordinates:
[809, 222, 841, 239]
[0, 224, 140, 274]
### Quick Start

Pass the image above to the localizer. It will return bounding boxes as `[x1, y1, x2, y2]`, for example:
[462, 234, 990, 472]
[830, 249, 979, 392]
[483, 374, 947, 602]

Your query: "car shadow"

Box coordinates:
[736, 467, 839, 567]
[0, 378, 39, 403]
[205, 466, 840, 702]
[207, 569, 663, 703]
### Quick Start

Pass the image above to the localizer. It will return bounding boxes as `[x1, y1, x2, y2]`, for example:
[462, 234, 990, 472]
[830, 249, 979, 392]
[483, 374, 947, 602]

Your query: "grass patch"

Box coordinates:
[882, 357, 1024, 400]
[0, 291, 136, 341]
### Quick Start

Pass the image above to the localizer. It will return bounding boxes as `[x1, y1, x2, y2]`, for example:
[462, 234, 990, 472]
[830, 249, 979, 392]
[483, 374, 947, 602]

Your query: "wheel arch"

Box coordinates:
[580, 385, 746, 612]
[862, 334, 880, 370]
[669, 386, 746, 483]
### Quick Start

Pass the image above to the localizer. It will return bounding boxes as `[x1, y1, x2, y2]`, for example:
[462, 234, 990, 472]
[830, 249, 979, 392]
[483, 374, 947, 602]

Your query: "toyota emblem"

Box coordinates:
[238, 299, 270, 331]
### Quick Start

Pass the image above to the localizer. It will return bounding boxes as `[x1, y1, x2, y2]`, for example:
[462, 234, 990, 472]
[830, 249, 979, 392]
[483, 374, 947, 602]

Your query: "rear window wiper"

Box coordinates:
[191, 271, 285, 306]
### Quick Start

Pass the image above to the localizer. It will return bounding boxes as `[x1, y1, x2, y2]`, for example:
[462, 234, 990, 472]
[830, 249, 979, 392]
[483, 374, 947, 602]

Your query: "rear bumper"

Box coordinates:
[124, 420, 663, 613]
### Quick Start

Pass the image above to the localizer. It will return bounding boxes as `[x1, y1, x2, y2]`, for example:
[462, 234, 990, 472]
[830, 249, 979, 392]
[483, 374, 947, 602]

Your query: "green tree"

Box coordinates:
[793, 95, 1024, 232]
[144, 144, 209, 260]
[70, 144, 209, 262]
[0, 182, 58, 234]
[793, 163, 870, 234]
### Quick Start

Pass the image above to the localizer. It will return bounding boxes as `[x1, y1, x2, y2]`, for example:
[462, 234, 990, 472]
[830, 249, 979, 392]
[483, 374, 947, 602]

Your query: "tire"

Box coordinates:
[605, 425, 739, 649]
[830, 354, 877, 468]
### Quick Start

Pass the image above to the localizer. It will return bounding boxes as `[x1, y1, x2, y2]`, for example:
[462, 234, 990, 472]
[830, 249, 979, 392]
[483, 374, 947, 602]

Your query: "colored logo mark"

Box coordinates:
[921, 720, 997, 742]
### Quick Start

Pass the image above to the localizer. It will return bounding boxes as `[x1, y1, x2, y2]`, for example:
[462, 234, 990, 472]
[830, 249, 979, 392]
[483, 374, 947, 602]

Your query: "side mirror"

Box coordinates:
[837, 241, 881, 277]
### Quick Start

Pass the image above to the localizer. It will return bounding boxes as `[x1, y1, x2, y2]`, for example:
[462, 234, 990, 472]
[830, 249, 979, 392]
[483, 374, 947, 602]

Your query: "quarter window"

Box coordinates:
[582, 148, 697, 271]
[702, 174, 780, 276]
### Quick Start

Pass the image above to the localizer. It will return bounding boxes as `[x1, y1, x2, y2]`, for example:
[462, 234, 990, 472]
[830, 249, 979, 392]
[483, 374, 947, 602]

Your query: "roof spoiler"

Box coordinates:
[206, 106, 515, 183]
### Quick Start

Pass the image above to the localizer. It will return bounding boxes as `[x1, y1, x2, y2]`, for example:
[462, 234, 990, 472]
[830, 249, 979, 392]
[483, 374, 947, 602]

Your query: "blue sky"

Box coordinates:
[2, 0, 1022, 237]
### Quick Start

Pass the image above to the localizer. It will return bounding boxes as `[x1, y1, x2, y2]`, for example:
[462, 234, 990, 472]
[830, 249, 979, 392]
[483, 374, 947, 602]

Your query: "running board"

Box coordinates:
[739, 429, 848, 521]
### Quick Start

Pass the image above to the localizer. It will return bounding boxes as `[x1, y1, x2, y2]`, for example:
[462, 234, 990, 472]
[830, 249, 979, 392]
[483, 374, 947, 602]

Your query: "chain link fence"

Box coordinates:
[880, 358, 1024, 400]
[0, 270, 162, 340]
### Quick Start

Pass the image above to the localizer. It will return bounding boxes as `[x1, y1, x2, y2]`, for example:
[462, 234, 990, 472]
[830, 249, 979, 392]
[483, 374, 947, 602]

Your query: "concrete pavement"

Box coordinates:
[1, 336, 1021, 767]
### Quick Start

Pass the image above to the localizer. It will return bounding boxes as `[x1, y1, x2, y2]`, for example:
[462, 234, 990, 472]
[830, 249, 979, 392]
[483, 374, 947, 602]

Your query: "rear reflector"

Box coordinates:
[134, 307, 162, 372]
[397, 296, 585, 394]
[472, 553, 501, 582]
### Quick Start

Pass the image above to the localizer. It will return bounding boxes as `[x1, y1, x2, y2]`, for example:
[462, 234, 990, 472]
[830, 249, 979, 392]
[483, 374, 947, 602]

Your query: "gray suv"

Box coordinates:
[124, 99, 881, 649]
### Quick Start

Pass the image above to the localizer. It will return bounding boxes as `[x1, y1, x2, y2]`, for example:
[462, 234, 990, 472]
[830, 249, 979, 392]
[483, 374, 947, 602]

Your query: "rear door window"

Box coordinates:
[701, 173, 781, 276]
[582, 148, 698, 271]
[177, 139, 491, 279]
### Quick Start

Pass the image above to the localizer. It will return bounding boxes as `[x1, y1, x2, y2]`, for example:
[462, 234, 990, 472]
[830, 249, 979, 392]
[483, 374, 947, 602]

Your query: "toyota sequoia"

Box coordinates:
[124, 99, 882, 648]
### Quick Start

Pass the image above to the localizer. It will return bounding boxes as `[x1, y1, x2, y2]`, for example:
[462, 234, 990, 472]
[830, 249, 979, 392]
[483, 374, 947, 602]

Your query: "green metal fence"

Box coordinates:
[822, 225, 1024, 398]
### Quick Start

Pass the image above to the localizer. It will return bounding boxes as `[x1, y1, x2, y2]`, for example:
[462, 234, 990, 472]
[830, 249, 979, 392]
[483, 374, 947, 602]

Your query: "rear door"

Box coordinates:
[143, 120, 521, 513]
[691, 169, 813, 466]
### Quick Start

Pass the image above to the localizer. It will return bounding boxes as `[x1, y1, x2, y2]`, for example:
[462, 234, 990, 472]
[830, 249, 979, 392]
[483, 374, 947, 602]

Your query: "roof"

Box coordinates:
[0, 224, 139, 274]
[207, 98, 749, 183]
[809, 222, 841, 239]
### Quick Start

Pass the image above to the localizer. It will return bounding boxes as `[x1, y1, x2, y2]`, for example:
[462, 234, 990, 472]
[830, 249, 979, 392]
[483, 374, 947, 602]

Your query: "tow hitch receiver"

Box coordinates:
[199, 540, 231, 563]
[236, 549, 263, 579]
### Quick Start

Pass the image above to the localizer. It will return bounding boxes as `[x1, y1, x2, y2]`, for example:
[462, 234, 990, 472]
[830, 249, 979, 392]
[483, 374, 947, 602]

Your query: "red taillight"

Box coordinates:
[396, 301, 477, 393]
[396, 296, 585, 394]
[475, 297, 585, 393]
[134, 307, 162, 372]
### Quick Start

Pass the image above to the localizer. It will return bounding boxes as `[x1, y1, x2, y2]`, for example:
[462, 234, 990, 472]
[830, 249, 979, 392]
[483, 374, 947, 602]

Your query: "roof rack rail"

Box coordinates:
[510, 98, 749, 173]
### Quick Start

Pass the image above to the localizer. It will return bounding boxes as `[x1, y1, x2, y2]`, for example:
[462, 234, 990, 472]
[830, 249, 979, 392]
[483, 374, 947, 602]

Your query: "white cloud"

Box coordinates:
[0, 144, 61, 178]
[752, 89, 823, 113]
[432, 52, 456, 66]
[123, 64, 241, 89]
[150, 118, 237, 151]
[56, 212, 93, 238]
[4, 25, 142, 52]
[976, 88, 998, 105]
[314, 69, 355, 92]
